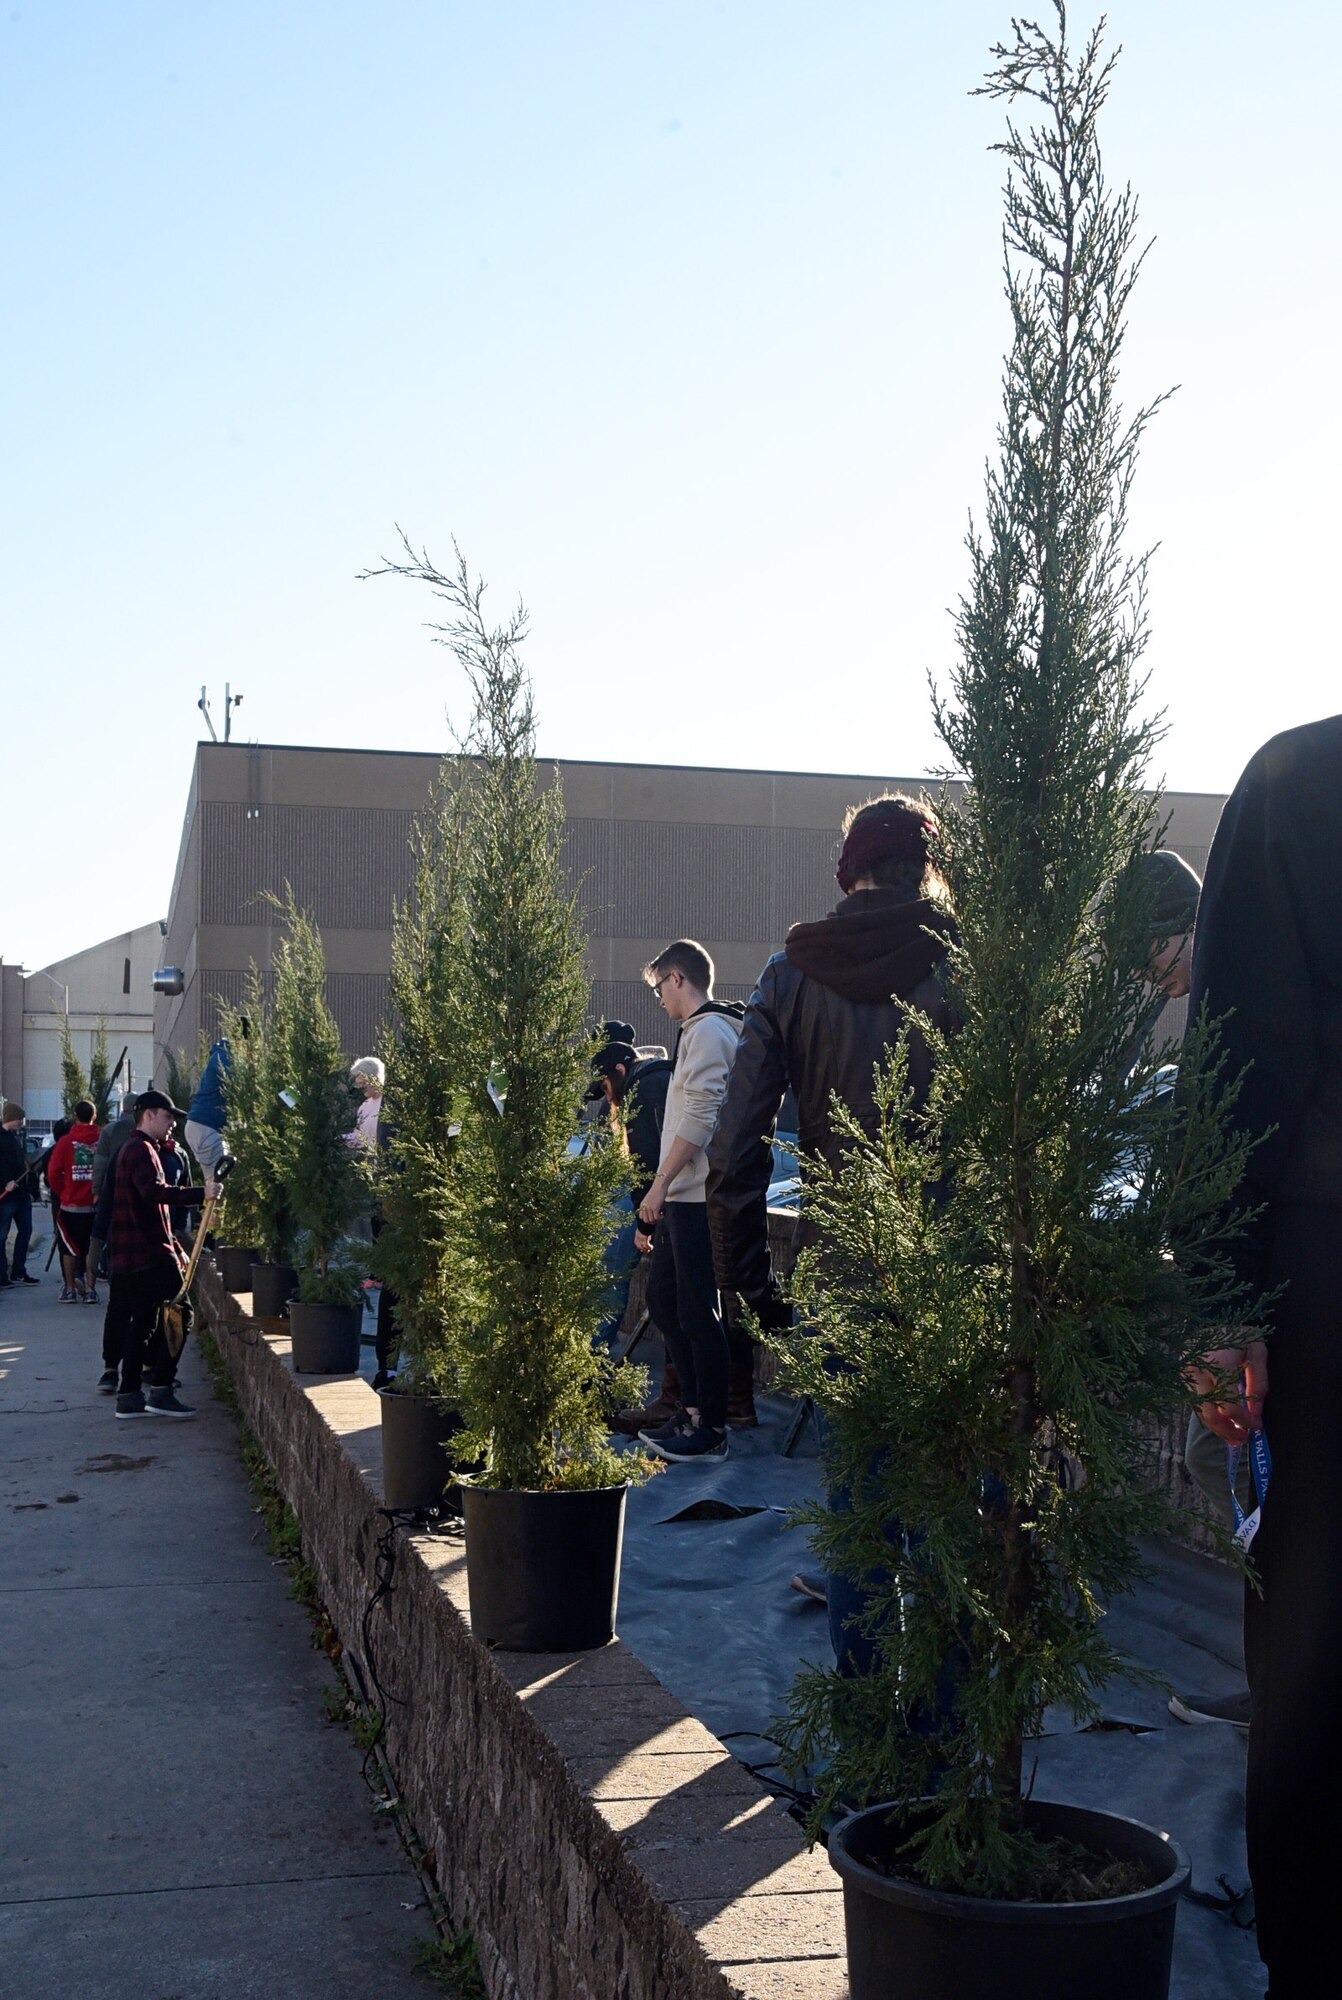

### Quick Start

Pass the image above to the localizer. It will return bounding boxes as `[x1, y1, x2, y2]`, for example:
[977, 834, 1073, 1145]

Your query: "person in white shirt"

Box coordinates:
[636, 940, 742, 1462]
[346, 1058, 384, 1149]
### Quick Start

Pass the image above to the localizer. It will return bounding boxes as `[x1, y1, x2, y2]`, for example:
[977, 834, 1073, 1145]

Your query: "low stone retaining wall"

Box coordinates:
[199, 1264, 847, 2000]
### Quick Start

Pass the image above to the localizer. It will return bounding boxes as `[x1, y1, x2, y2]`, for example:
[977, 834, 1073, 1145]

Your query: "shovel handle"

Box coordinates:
[171, 1154, 234, 1308]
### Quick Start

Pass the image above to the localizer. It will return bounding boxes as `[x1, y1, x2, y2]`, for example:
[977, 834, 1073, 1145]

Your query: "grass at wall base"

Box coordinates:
[766, 7, 1260, 1957]
[366, 536, 650, 1644]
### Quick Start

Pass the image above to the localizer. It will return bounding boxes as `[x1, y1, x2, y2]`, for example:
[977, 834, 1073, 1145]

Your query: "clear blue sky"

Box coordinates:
[8, 2, 1340, 971]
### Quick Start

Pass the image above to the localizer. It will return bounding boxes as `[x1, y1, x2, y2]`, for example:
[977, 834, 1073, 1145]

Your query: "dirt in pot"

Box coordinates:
[863, 1825, 1160, 1904]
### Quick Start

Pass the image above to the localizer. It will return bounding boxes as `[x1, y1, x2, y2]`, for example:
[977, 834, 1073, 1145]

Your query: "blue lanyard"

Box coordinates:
[1228, 1424, 1272, 1552]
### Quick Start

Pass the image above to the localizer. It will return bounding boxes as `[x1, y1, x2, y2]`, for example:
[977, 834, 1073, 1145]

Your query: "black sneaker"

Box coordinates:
[145, 1387, 196, 1420]
[20, 1275, 39, 1285]
[645, 1423, 729, 1464]
[1168, 1688, 1252, 1729]
[116, 1391, 148, 1419]
[637, 1403, 692, 1446]
[97, 1370, 119, 1395]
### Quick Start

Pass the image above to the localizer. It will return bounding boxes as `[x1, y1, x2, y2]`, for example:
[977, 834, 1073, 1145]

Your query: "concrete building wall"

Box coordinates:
[21, 924, 161, 1126]
[157, 742, 1226, 1071]
[0, 964, 24, 1106]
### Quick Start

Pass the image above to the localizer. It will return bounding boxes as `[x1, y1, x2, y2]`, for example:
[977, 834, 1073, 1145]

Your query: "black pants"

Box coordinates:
[102, 1274, 135, 1371]
[1245, 1202, 1342, 1992]
[645, 1201, 728, 1430]
[117, 1265, 176, 1395]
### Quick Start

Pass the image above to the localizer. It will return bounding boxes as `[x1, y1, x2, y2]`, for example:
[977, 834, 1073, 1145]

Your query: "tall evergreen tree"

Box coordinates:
[270, 892, 366, 1305]
[372, 758, 475, 1390]
[88, 1019, 115, 1123]
[363, 538, 646, 1492]
[775, 6, 1257, 1897]
[161, 1036, 208, 1117]
[218, 975, 291, 1259]
[59, 1021, 89, 1117]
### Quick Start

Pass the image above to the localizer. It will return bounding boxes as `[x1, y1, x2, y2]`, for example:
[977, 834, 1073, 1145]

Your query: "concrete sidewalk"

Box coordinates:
[0, 1251, 439, 1999]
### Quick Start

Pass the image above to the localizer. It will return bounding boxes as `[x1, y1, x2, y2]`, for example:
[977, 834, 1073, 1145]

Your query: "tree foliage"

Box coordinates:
[218, 973, 291, 1260]
[161, 1036, 208, 1117]
[773, 7, 1260, 1898]
[270, 891, 366, 1306]
[88, 1019, 116, 1123]
[59, 1020, 89, 1117]
[364, 537, 647, 1491]
[371, 758, 475, 1392]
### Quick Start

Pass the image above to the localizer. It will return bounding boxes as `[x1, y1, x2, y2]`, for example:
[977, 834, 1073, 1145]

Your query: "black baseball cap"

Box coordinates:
[585, 1040, 638, 1100]
[136, 1088, 187, 1118]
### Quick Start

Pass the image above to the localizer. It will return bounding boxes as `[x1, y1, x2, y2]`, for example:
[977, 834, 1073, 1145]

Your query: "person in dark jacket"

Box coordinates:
[87, 1095, 139, 1292]
[705, 793, 958, 1655]
[707, 794, 957, 1304]
[109, 1090, 218, 1420]
[0, 1104, 37, 1285]
[1182, 715, 1342, 2000]
[586, 1038, 674, 1398]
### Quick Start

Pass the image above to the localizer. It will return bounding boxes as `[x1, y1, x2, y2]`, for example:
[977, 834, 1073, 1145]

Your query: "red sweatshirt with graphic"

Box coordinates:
[46, 1121, 101, 1210]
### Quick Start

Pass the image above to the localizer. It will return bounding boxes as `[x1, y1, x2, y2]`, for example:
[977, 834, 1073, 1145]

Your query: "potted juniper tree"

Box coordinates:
[365, 536, 650, 1648]
[215, 982, 297, 1315]
[269, 894, 368, 1374]
[370, 759, 476, 1512]
[209, 985, 272, 1294]
[773, 15, 1258, 1999]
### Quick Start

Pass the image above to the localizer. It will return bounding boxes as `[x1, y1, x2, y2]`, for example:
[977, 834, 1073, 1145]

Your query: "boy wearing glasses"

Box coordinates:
[637, 940, 742, 1461]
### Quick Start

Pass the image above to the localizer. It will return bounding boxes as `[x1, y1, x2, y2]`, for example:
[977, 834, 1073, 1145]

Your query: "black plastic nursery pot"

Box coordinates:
[215, 1244, 261, 1293]
[460, 1482, 628, 1651]
[288, 1300, 362, 1374]
[379, 1386, 463, 1514]
[250, 1262, 298, 1319]
[829, 1798, 1189, 2000]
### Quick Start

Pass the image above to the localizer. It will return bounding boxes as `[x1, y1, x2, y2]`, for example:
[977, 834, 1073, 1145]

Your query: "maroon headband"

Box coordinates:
[836, 811, 937, 893]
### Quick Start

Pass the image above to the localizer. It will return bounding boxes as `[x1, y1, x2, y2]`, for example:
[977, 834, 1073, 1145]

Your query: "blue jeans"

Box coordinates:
[597, 1196, 638, 1349]
[825, 1451, 984, 1739]
[0, 1195, 32, 1280]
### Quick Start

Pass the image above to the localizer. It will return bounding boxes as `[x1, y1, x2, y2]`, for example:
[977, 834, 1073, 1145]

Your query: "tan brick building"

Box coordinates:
[155, 742, 1227, 1072]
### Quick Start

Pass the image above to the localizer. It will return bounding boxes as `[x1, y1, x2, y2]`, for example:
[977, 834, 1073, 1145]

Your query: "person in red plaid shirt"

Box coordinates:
[108, 1090, 220, 1420]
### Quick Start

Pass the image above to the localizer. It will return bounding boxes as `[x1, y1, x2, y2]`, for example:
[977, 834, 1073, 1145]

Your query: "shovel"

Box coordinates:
[160, 1154, 236, 1361]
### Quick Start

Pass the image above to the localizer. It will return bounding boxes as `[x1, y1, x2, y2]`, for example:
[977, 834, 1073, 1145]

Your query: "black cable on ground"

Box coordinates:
[718, 1730, 819, 1816]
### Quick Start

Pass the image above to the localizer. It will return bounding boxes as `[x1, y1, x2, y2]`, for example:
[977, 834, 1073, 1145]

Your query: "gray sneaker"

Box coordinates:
[115, 1391, 148, 1419]
[97, 1370, 119, 1395]
[1168, 1687, 1252, 1729]
[145, 1387, 196, 1420]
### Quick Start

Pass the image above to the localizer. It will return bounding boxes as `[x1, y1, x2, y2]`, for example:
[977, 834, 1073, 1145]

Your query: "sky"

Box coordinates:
[7, 2, 1341, 972]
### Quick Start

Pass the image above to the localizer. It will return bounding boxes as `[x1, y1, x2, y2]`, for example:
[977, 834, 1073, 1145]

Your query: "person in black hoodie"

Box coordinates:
[1183, 714, 1342, 2000]
[707, 793, 957, 1297]
[0, 1104, 37, 1286]
[706, 793, 958, 1653]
